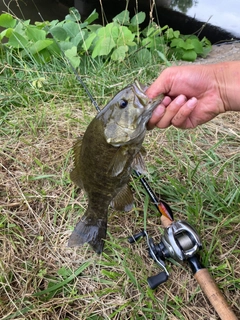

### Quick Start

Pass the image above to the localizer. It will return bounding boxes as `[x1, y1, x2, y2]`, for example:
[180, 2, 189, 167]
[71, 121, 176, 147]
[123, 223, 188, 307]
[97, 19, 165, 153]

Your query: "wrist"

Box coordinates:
[213, 61, 240, 112]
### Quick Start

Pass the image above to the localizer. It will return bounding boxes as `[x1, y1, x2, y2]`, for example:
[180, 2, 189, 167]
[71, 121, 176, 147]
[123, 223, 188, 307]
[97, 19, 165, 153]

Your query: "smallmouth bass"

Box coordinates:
[69, 81, 163, 253]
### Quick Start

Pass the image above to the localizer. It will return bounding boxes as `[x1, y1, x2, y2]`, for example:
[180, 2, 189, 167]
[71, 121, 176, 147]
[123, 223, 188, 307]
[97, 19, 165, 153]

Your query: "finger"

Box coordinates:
[147, 96, 172, 130]
[171, 97, 198, 128]
[154, 94, 187, 129]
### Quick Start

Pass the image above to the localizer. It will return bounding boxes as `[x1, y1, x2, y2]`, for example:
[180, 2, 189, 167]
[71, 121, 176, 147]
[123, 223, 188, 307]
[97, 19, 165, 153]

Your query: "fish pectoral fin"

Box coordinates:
[110, 184, 134, 212]
[108, 146, 128, 177]
[70, 137, 84, 188]
[131, 147, 147, 174]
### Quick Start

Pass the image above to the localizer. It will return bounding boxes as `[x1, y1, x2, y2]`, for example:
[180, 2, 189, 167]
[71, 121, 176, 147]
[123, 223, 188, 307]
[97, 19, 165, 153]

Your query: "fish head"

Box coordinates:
[100, 81, 164, 146]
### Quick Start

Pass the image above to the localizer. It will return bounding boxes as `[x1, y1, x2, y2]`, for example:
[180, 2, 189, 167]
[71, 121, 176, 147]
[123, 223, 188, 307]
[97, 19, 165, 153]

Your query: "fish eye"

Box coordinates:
[119, 99, 128, 109]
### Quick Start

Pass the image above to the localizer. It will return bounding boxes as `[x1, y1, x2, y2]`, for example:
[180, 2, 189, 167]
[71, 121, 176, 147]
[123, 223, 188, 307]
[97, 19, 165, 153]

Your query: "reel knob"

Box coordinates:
[147, 271, 169, 289]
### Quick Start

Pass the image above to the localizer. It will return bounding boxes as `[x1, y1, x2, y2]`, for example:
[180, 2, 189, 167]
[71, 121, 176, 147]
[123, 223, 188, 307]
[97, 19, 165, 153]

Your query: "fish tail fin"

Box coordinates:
[68, 206, 107, 254]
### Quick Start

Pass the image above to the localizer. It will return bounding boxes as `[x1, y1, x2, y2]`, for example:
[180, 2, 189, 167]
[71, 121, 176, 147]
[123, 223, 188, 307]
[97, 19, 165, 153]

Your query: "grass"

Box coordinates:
[0, 47, 240, 320]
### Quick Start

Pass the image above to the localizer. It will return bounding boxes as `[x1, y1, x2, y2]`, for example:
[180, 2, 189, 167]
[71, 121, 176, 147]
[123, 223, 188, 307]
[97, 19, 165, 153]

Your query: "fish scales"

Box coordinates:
[69, 81, 164, 253]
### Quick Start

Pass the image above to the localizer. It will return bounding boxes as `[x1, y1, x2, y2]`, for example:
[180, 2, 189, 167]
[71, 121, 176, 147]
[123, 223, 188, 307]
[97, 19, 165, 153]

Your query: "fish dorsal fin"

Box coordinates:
[131, 147, 147, 174]
[108, 146, 128, 177]
[70, 137, 84, 188]
[110, 184, 134, 212]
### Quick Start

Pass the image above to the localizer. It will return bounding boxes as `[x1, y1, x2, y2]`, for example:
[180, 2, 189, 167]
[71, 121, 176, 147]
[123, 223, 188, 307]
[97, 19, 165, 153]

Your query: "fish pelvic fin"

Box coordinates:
[68, 207, 107, 254]
[131, 146, 147, 174]
[110, 184, 134, 212]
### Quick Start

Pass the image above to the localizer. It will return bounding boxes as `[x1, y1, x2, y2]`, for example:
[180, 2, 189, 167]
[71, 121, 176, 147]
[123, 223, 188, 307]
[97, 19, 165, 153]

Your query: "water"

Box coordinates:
[171, 0, 240, 38]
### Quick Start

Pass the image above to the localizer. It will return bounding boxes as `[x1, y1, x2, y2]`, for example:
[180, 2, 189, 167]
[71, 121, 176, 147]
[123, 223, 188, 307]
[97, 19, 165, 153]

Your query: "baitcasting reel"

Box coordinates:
[128, 220, 202, 289]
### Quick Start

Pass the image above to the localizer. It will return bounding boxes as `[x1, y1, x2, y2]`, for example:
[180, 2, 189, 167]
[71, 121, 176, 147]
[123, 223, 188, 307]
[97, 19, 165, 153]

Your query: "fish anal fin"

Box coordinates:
[111, 184, 134, 212]
[131, 146, 147, 174]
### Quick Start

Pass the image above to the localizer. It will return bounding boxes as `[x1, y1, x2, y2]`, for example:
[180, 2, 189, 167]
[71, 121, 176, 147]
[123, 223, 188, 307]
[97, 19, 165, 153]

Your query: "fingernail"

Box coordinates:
[175, 95, 187, 106]
[154, 104, 165, 117]
[186, 97, 197, 108]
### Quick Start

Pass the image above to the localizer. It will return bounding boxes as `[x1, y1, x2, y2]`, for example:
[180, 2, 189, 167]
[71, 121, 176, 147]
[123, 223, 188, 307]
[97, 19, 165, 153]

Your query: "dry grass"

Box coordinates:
[0, 61, 240, 320]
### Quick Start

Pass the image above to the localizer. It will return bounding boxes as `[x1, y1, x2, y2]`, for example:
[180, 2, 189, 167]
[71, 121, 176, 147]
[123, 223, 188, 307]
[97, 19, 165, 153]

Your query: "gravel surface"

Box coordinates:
[187, 41, 240, 65]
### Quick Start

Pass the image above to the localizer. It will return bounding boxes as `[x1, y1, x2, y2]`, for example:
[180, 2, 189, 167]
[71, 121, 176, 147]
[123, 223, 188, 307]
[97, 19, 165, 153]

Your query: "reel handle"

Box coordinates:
[147, 271, 168, 289]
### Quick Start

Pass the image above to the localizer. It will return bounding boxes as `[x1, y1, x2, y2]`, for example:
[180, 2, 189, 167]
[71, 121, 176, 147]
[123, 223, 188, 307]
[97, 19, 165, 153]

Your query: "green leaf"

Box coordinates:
[111, 45, 128, 61]
[50, 26, 68, 41]
[190, 38, 203, 54]
[130, 12, 146, 26]
[116, 26, 135, 46]
[85, 10, 99, 25]
[28, 39, 53, 55]
[64, 46, 80, 68]
[72, 32, 85, 47]
[182, 38, 195, 50]
[92, 37, 115, 58]
[181, 49, 197, 61]
[170, 38, 185, 48]
[63, 21, 80, 38]
[26, 26, 46, 42]
[65, 7, 81, 22]
[82, 32, 96, 51]
[135, 48, 151, 63]
[113, 10, 130, 25]
[0, 13, 16, 28]
[8, 31, 28, 48]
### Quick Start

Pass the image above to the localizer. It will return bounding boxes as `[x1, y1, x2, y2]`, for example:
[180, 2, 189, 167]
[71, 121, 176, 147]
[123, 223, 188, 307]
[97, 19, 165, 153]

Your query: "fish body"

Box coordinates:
[69, 81, 163, 253]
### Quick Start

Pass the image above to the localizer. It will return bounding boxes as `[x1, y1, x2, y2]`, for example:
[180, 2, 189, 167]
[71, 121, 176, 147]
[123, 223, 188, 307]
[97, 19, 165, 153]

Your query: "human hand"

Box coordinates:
[147, 64, 227, 129]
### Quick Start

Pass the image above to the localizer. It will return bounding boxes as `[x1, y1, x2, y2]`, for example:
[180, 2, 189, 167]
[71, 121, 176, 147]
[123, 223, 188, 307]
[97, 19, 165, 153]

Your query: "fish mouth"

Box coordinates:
[133, 80, 164, 121]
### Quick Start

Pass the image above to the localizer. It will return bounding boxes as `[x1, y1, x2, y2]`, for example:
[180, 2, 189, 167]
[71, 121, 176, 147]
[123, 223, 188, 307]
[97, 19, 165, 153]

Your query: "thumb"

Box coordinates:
[146, 68, 171, 98]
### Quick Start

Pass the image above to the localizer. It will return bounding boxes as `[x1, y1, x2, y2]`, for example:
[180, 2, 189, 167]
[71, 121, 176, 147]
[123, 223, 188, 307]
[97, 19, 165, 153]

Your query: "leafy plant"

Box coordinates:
[0, 7, 211, 67]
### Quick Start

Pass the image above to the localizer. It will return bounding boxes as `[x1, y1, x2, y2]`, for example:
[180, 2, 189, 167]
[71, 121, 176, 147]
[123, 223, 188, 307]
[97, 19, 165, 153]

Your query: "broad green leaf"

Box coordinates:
[181, 49, 197, 61]
[1, 28, 13, 39]
[85, 10, 99, 25]
[8, 31, 28, 48]
[60, 41, 74, 51]
[190, 38, 203, 54]
[182, 38, 195, 50]
[92, 37, 115, 58]
[87, 24, 102, 33]
[111, 45, 128, 61]
[97, 23, 119, 41]
[82, 32, 96, 51]
[63, 21, 80, 38]
[65, 7, 81, 22]
[72, 32, 85, 47]
[50, 26, 68, 41]
[130, 12, 146, 26]
[28, 39, 53, 55]
[170, 38, 185, 48]
[116, 26, 135, 46]
[113, 10, 130, 25]
[65, 46, 80, 68]
[0, 13, 16, 28]
[26, 26, 46, 41]
[135, 48, 151, 63]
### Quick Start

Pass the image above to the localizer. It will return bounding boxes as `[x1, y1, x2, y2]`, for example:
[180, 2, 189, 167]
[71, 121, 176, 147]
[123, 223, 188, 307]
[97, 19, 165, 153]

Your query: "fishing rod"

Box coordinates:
[33, 3, 237, 319]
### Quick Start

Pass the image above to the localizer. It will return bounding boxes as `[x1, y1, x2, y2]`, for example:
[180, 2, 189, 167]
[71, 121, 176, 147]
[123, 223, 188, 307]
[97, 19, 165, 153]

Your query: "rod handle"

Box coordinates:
[194, 268, 237, 320]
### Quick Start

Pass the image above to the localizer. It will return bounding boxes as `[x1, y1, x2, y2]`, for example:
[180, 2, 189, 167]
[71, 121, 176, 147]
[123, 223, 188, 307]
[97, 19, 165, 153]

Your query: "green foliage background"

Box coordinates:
[0, 7, 211, 67]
